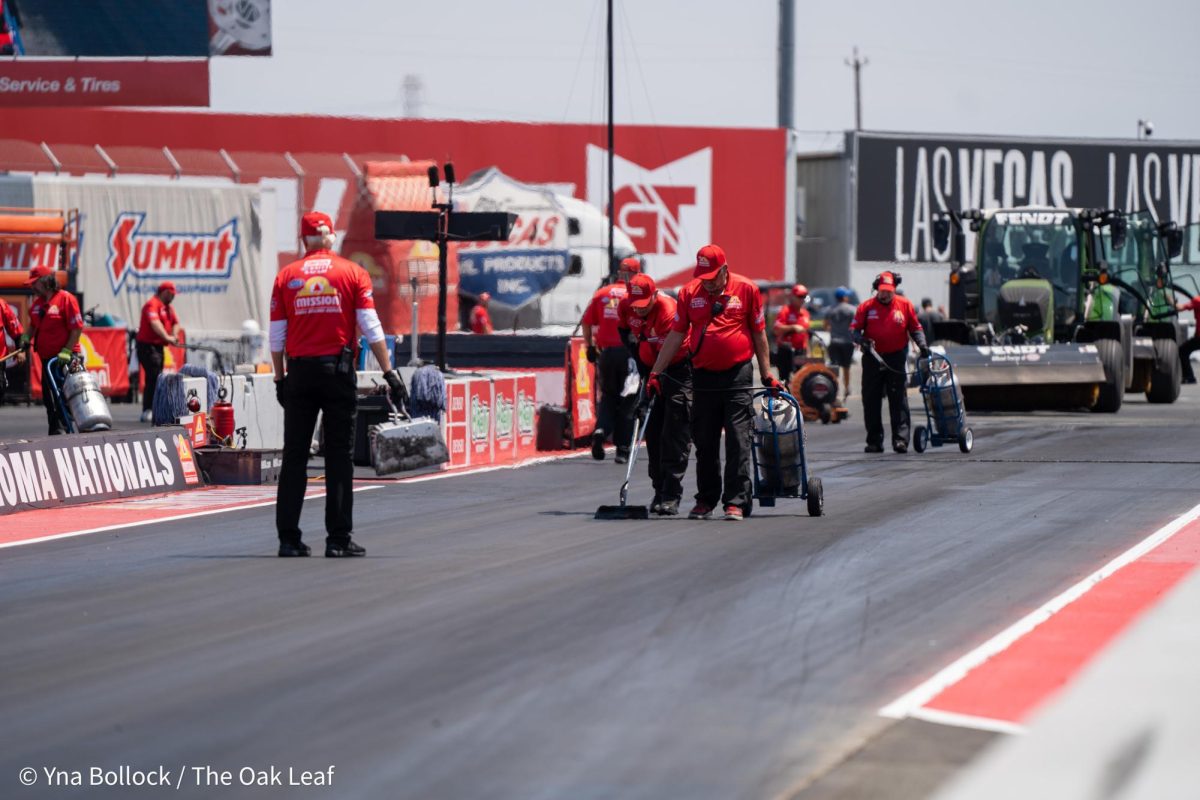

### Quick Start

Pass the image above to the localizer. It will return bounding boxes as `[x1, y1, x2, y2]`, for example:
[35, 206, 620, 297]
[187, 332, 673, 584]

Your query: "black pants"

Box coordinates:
[862, 348, 910, 448]
[137, 342, 165, 411]
[597, 345, 636, 453]
[692, 360, 754, 509]
[40, 354, 67, 435]
[645, 361, 692, 503]
[1180, 335, 1200, 382]
[277, 360, 357, 545]
[776, 344, 795, 387]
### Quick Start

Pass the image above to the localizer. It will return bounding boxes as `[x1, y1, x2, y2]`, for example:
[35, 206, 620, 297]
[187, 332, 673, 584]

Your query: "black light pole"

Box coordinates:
[430, 162, 456, 372]
[606, 0, 615, 280]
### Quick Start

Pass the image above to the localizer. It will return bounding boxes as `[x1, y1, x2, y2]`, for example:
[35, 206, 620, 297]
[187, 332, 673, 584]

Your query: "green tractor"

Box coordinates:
[932, 207, 1187, 412]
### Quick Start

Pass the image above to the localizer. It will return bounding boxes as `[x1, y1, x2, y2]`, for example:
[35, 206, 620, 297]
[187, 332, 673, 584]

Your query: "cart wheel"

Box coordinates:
[806, 477, 824, 517]
[913, 425, 928, 453]
[819, 404, 832, 424]
[959, 427, 974, 454]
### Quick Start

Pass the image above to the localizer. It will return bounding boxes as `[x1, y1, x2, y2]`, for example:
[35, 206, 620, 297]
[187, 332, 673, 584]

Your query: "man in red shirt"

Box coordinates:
[1176, 294, 1200, 384]
[136, 281, 184, 422]
[648, 244, 781, 521]
[581, 256, 641, 463]
[851, 271, 928, 453]
[1, 298, 25, 403]
[270, 211, 408, 558]
[773, 283, 811, 386]
[617, 273, 692, 516]
[25, 265, 83, 435]
[469, 292, 494, 334]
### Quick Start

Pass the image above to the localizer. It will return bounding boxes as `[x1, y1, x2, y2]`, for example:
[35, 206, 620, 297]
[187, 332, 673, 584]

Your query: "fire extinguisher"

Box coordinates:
[212, 385, 235, 444]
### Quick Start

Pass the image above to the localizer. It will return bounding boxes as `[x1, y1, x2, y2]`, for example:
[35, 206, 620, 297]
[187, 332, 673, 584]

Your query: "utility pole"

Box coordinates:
[845, 46, 867, 131]
[777, 0, 795, 130]
[606, 0, 615, 279]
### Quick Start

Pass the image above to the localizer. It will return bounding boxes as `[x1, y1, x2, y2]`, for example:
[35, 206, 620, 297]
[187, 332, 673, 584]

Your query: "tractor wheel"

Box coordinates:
[1092, 338, 1125, 413]
[1146, 337, 1182, 404]
[806, 477, 824, 517]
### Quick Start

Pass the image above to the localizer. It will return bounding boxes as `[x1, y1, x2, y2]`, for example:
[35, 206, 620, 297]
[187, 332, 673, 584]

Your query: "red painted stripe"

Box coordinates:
[923, 519, 1200, 724]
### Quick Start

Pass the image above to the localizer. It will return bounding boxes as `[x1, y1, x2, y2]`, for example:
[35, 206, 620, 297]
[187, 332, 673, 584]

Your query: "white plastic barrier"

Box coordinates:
[180, 373, 283, 449]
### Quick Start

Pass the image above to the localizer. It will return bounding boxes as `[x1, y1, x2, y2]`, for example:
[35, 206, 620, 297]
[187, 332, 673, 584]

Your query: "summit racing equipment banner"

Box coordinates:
[454, 168, 571, 311]
[0, 60, 209, 107]
[855, 132, 1200, 263]
[0, 426, 202, 515]
[23, 177, 272, 332]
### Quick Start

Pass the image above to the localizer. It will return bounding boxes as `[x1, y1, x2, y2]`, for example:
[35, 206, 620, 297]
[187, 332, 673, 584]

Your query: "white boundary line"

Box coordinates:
[907, 707, 1027, 736]
[0, 447, 595, 550]
[879, 499, 1200, 727]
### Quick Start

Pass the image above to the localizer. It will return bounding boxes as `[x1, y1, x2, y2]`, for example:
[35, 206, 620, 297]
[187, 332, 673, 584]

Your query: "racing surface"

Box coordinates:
[3, 387, 1199, 799]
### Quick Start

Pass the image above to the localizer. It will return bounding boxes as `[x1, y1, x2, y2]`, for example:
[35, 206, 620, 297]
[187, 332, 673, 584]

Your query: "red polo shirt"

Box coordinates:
[851, 294, 923, 355]
[581, 283, 627, 349]
[270, 249, 375, 358]
[619, 293, 688, 368]
[774, 305, 810, 350]
[136, 295, 180, 345]
[29, 289, 84, 360]
[672, 272, 765, 371]
[1, 300, 22, 340]
[469, 304, 493, 334]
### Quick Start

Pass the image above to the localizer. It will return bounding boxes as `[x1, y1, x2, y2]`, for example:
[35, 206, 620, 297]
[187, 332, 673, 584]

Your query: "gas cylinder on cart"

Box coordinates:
[212, 389, 236, 443]
[753, 395, 801, 494]
[923, 359, 963, 437]
[62, 368, 113, 432]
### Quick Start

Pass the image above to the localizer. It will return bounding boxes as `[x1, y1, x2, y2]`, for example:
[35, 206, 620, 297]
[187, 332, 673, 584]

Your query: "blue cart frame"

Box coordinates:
[913, 353, 974, 454]
[749, 389, 824, 516]
[43, 356, 78, 434]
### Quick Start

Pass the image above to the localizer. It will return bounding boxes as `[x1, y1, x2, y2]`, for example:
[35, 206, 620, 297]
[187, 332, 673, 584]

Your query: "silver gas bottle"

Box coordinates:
[62, 369, 113, 431]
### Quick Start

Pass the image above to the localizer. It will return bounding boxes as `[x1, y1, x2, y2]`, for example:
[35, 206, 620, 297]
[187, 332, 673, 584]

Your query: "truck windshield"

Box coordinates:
[979, 217, 1079, 330]
[1105, 211, 1169, 318]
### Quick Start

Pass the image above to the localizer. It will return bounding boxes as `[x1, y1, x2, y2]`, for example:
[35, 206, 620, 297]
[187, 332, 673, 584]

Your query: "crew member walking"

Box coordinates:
[469, 292, 494, 334]
[1176, 293, 1200, 384]
[852, 271, 928, 453]
[619, 273, 692, 516]
[773, 283, 810, 387]
[1, 298, 25, 402]
[825, 287, 857, 400]
[649, 244, 781, 521]
[271, 211, 409, 558]
[136, 281, 184, 422]
[581, 256, 641, 463]
[25, 265, 83, 435]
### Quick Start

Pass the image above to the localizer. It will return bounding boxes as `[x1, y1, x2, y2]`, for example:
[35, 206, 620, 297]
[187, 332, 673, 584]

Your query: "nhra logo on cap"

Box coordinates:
[697, 255, 710, 267]
[106, 212, 240, 293]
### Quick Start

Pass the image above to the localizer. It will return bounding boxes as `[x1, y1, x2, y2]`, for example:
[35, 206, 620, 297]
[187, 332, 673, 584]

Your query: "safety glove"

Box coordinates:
[57, 348, 75, 363]
[586, 344, 599, 363]
[18, 332, 31, 350]
[919, 345, 931, 360]
[762, 374, 783, 394]
[384, 368, 410, 411]
[274, 378, 288, 408]
[646, 371, 662, 399]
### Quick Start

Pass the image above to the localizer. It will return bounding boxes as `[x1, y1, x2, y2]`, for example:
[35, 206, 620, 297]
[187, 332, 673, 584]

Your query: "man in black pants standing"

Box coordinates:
[851, 271, 928, 453]
[648, 244, 781, 521]
[270, 211, 408, 558]
[619, 273, 692, 516]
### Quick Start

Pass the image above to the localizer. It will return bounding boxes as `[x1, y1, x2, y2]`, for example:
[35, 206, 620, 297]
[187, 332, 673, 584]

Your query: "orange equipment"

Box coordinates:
[787, 358, 849, 424]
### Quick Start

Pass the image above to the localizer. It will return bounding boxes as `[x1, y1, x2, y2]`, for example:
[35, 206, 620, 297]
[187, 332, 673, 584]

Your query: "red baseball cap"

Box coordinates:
[24, 265, 54, 286]
[877, 272, 896, 290]
[301, 211, 334, 237]
[627, 273, 657, 308]
[158, 281, 177, 294]
[693, 244, 727, 280]
[791, 283, 809, 298]
[619, 256, 642, 275]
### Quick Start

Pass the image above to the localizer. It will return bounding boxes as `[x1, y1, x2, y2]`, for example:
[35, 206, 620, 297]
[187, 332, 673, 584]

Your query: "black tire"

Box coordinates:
[913, 425, 928, 453]
[958, 427, 974, 454]
[806, 476, 824, 517]
[1146, 337, 1182, 404]
[1092, 338, 1125, 413]
[819, 403, 832, 424]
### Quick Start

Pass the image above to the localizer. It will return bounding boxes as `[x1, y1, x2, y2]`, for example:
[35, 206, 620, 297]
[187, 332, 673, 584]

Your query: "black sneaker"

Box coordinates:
[649, 494, 663, 514]
[1184, 376, 1198, 385]
[893, 442, 908, 454]
[657, 500, 680, 517]
[278, 540, 311, 558]
[325, 539, 366, 558]
[591, 431, 606, 460]
[614, 450, 629, 465]
[864, 444, 884, 453]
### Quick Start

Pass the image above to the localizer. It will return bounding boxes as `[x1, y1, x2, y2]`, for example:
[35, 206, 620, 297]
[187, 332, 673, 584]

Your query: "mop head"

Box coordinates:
[369, 416, 449, 475]
[409, 365, 447, 422]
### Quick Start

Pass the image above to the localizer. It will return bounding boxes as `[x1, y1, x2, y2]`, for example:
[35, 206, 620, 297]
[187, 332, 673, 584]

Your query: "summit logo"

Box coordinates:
[106, 213, 240, 292]
[586, 146, 711, 273]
